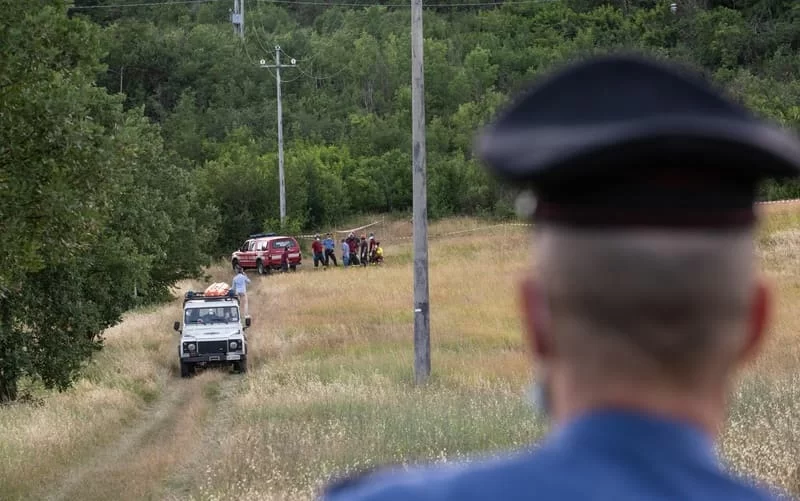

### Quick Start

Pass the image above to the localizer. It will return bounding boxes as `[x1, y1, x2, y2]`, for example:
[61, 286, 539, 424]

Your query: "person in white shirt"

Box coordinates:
[341, 239, 350, 267]
[232, 266, 251, 317]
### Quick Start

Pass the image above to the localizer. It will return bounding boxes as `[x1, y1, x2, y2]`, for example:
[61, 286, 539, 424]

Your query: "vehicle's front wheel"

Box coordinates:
[180, 361, 193, 378]
[256, 260, 265, 275]
[235, 357, 247, 374]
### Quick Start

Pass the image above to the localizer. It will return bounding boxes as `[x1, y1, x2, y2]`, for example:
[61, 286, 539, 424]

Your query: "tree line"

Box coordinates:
[0, 0, 797, 400]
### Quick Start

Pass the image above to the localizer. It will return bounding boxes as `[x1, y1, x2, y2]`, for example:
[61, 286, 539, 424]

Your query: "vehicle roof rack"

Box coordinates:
[249, 232, 277, 238]
[184, 290, 239, 304]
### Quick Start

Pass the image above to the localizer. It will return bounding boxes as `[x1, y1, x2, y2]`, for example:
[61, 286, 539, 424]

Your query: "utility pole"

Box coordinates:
[411, 0, 430, 384]
[231, 0, 244, 39]
[260, 47, 296, 225]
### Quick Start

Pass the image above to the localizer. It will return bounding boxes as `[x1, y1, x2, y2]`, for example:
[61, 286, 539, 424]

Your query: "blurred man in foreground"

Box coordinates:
[321, 54, 800, 500]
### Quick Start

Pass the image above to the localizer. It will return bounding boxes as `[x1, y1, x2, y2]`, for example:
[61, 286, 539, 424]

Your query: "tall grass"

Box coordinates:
[2, 215, 799, 500]
[183, 216, 800, 500]
[0, 282, 215, 500]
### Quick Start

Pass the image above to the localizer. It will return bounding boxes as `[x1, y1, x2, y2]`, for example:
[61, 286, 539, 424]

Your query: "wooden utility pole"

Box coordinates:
[260, 47, 296, 225]
[411, 0, 430, 384]
[231, 0, 244, 39]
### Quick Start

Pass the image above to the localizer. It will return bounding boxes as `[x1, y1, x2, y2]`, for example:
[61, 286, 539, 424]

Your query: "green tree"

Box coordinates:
[1, 0, 211, 401]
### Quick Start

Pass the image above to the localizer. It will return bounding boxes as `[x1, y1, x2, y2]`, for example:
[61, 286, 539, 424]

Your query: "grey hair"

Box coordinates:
[532, 225, 756, 383]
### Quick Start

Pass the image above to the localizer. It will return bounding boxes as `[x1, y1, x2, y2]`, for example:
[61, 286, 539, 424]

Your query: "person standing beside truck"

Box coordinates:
[232, 266, 251, 318]
[312, 235, 326, 269]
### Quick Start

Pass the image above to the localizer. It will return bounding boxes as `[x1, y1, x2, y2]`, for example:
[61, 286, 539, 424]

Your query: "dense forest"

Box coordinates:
[1, 0, 798, 400]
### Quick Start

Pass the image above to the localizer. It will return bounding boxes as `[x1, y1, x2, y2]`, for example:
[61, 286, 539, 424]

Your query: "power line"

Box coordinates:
[69, 0, 221, 8]
[259, 0, 543, 6]
[71, 0, 552, 9]
[279, 47, 350, 81]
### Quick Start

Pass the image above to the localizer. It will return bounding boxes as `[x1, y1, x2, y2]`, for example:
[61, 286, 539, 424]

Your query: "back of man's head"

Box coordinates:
[530, 224, 760, 392]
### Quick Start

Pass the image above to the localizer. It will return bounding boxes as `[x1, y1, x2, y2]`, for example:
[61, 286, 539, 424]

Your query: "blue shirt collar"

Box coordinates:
[547, 409, 720, 467]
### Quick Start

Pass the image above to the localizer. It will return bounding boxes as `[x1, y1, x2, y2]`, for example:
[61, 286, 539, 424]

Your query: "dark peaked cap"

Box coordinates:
[475, 54, 800, 227]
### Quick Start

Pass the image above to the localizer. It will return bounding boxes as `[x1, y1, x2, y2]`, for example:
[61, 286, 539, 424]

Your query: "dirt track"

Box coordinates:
[39, 370, 234, 501]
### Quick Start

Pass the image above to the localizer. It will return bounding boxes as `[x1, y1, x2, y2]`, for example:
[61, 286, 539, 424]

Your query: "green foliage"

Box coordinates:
[0, 0, 210, 401]
[3, 0, 800, 399]
[78, 0, 800, 230]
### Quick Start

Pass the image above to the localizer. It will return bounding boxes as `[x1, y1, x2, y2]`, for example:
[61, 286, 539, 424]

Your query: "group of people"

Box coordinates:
[311, 232, 384, 268]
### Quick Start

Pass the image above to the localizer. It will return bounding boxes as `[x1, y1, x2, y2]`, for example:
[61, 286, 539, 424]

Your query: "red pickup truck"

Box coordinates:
[231, 233, 302, 275]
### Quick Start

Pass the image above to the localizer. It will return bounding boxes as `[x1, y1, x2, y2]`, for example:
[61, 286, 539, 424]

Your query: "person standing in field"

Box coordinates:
[312, 235, 326, 269]
[232, 266, 251, 318]
[359, 234, 369, 268]
[321, 55, 800, 501]
[281, 246, 289, 272]
[324, 233, 338, 266]
[341, 238, 350, 267]
[347, 233, 360, 266]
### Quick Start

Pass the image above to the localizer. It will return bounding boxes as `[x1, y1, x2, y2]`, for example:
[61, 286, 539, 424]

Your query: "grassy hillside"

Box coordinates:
[2, 212, 799, 500]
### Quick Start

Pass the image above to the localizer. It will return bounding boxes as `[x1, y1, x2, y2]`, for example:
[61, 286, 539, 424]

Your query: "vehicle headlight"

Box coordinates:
[187, 343, 196, 352]
[229, 341, 238, 350]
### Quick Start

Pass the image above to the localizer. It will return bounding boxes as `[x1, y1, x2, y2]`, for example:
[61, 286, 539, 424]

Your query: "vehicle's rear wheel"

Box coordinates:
[180, 361, 193, 378]
[256, 260, 265, 275]
[231, 260, 239, 272]
[290, 265, 297, 272]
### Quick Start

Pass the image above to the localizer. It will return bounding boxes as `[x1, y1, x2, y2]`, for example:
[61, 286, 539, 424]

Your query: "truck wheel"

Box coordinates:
[180, 361, 193, 378]
[256, 260, 265, 275]
[235, 358, 247, 374]
[290, 265, 297, 272]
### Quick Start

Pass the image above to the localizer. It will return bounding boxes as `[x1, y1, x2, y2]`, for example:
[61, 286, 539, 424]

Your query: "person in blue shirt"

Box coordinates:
[323, 233, 338, 267]
[321, 54, 800, 501]
[232, 266, 251, 318]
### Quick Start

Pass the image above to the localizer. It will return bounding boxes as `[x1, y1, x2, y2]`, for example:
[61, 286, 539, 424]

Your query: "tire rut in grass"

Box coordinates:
[158, 374, 244, 500]
[42, 370, 225, 501]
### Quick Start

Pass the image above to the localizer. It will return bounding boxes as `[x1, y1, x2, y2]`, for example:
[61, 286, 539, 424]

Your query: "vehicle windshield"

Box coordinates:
[185, 306, 239, 324]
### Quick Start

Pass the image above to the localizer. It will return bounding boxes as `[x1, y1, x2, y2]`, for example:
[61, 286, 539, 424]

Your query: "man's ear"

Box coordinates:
[739, 277, 771, 365]
[520, 278, 552, 359]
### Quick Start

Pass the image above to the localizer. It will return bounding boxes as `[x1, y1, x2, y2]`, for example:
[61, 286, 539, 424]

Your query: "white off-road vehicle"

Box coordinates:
[173, 289, 251, 378]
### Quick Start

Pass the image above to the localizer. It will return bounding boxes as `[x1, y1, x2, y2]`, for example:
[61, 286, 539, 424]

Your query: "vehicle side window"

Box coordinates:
[273, 239, 293, 249]
[247, 241, 256, 251]
[257, 241, 268, 251]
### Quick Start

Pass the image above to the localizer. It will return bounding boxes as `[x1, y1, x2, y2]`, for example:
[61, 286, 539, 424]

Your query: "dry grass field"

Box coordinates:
[1, 208, 800, 500]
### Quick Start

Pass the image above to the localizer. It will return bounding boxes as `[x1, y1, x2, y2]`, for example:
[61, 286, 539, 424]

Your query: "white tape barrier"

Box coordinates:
[392, 223, 532, 242]
[297, 220, 382, 239]
[756, 198, 800, 205]
[294, 198, 800, 241]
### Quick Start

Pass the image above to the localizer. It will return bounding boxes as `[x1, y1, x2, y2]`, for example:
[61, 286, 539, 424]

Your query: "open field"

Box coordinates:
[1, 212, 800, 500]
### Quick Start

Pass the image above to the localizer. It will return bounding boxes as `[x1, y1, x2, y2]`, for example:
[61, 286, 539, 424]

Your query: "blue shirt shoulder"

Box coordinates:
[321, 411, 786, 501]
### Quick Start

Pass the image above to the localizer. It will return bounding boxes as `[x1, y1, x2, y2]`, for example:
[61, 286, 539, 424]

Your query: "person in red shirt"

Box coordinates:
[347, 233, 359, 265]
[312, 235, 325, 268]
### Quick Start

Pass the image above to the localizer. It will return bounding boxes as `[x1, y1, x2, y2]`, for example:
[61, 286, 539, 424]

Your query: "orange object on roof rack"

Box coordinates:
[204, 282, 231, 296]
